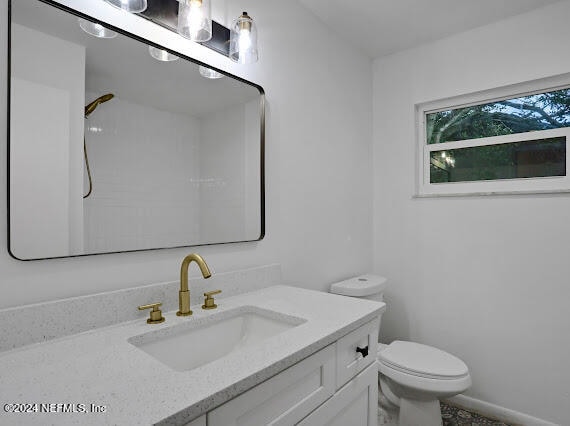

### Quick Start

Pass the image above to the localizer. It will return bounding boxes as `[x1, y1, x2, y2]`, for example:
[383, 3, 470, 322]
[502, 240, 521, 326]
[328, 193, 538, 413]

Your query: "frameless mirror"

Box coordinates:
[8, 0, 264, 260]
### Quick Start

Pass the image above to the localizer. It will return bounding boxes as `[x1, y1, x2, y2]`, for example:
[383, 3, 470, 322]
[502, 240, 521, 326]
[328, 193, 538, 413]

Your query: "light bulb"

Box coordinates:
[148, 46, 179, 62]
[199, 66, 223, 79]
[238, 28, 252, 53]
[188, 1, 203, 40]
[78, 18, 117, 38]
[229, 12, 259, 64]
[177, 0, 212, 42]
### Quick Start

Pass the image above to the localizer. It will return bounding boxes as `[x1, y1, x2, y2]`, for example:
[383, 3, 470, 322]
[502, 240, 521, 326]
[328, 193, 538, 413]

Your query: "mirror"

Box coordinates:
[8, 0, 265, 260]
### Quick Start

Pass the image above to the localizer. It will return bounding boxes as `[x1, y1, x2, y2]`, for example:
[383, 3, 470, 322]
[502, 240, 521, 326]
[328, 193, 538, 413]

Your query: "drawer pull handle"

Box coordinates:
[356, 346, 369, 358]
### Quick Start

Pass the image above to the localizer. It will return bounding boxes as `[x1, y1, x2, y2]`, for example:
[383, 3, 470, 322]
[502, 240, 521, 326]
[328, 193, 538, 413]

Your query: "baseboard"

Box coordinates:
[445, 395, 558, 426]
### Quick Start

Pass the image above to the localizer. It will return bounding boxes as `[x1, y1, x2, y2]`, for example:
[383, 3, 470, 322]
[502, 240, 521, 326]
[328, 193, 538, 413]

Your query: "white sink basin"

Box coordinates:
[128, 306, 306, 372]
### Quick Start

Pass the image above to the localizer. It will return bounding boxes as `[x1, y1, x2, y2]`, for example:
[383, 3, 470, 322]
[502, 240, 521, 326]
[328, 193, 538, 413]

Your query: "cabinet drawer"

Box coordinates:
[297, 362, 379, 426]
[207, 345, 335, 426]
[336, 317, 380, 388]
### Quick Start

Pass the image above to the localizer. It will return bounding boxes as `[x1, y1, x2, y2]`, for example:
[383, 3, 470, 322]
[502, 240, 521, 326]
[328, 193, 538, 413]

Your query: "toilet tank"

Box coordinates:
[329, 274, 387, 302]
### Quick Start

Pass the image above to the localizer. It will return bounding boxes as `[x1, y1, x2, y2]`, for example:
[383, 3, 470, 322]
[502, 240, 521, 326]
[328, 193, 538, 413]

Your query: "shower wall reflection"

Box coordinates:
[82, 92, 259, 253]
[9, 0, 264, 260]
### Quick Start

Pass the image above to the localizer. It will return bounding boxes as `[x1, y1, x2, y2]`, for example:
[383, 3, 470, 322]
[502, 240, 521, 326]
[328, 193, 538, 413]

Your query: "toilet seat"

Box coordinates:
[377, 341, 471, 395]
[378, 341, 469, 380]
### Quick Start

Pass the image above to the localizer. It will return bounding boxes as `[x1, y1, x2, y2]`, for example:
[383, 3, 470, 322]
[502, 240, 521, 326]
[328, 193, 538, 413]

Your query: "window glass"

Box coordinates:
[430, 137, 566, 183]
[426, 88, 570, 145]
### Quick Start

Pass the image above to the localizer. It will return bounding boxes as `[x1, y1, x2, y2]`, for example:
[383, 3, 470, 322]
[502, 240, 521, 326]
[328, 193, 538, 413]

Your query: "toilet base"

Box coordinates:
[379, 375, 442, 426]
[398, 397, 442, 426]
[378, 401, 399, 426]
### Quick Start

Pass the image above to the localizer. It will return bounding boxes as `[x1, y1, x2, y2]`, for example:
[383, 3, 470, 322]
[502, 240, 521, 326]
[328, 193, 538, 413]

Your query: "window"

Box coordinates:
[417, 77, 570, 196]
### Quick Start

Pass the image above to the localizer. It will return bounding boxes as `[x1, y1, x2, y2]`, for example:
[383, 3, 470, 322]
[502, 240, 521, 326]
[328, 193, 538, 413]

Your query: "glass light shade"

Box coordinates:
[199, 66, 223, 79]
[103, 0, 147, 13]
[229, 12, 259, 64]
[78, 18, 117, 39]
[148, 46, 179, 62]
[177, 0, 212, 42]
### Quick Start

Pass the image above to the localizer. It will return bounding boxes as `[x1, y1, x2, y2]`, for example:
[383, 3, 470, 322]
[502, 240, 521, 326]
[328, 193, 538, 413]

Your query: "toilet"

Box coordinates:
[330, 275, 471, 426]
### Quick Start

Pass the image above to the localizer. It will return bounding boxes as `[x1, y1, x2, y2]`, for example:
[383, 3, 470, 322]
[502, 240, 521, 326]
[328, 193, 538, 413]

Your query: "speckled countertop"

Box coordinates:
[0, 285, 385, 425]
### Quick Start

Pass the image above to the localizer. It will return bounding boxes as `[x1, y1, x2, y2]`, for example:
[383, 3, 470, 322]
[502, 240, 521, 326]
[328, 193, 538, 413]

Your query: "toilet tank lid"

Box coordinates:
[330, 274, 387, 297]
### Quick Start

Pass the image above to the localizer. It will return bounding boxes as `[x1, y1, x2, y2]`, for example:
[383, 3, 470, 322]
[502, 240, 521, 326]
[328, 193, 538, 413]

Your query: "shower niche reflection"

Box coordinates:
[8, 0, 264, 260]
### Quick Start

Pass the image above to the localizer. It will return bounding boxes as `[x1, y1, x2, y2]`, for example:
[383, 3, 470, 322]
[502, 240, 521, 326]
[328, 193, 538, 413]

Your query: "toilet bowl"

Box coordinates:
[330, 275, 471, 426]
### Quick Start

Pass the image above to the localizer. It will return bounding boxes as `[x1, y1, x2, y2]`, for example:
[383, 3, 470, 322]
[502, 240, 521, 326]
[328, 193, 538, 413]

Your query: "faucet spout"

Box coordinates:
[177, 253, 212, 316]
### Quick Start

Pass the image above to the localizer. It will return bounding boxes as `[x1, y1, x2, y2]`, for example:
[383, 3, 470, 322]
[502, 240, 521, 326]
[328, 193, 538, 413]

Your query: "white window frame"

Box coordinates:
[416, 73, 570, 197]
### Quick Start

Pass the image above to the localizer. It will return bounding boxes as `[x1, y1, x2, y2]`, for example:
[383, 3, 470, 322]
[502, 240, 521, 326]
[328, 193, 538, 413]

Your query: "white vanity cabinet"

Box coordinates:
[205, 317, 380, 426]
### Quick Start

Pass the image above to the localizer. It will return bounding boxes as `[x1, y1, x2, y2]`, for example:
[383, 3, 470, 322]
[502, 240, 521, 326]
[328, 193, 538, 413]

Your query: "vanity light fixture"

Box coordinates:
[103, 0, 147, 13]
[177, 0, 212, 42]
[148, 46, 179, 61]
[95, 0, 260, 63]
[229, 11, 258, 64]
[199, 65, 223, 79]
[78, 18, 118, 38]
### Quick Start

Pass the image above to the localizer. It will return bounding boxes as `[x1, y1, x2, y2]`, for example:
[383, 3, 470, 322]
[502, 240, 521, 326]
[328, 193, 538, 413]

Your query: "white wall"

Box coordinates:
[198, 99, 261, 243]
[199, 102, 246, 243]
[10, 24, 85, 258]
[373, 2, 570, 424]
[11, 79, 70, 259]
[0, 0, 373, 306]
[243, 98, 262, 239]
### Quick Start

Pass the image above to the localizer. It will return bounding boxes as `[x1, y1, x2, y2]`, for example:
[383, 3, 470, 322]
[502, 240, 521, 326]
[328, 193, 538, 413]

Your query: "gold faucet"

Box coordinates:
[177, 253, 212, 316]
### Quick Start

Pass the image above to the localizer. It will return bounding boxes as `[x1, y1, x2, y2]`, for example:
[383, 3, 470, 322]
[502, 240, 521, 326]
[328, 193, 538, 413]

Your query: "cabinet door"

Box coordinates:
[207, 345, 335, 426]
[298, 362, 378, 426]
[336, 318, 380, 388]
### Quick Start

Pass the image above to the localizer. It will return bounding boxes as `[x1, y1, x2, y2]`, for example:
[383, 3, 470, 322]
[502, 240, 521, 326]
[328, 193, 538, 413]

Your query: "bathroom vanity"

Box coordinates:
[0, 286, 384, 425]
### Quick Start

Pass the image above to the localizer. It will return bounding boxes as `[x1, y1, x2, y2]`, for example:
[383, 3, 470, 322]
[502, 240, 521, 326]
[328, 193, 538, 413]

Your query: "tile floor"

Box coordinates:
[440, 402, 510, 426]
[378, 401, 511, 426]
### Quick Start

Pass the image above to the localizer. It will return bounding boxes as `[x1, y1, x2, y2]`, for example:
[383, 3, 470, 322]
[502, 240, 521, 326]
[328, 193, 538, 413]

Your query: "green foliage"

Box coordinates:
[426, 88, 570, 145]
[430, 138, 566, 184]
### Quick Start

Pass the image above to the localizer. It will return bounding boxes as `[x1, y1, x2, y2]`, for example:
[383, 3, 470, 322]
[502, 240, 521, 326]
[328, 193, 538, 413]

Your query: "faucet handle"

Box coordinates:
[138, 302, 165, 324]
[202, 290, 222, 310]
